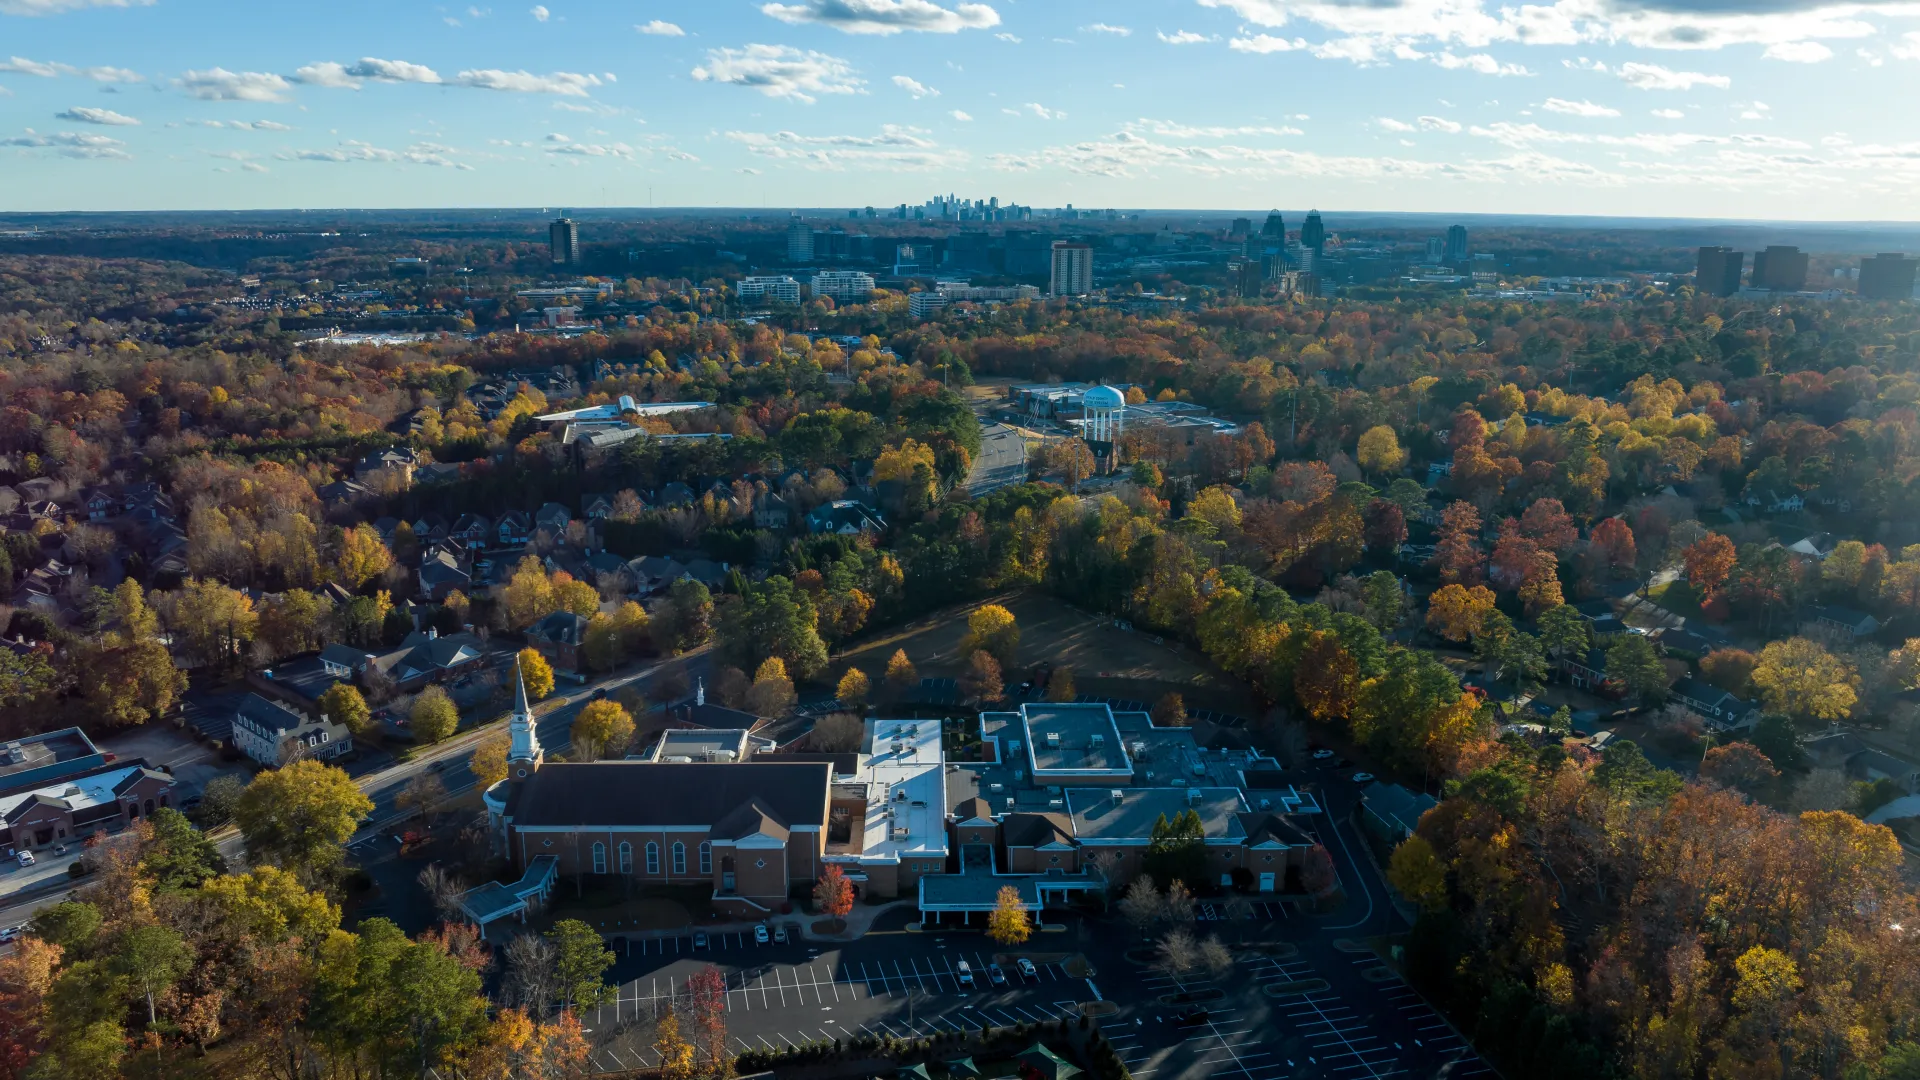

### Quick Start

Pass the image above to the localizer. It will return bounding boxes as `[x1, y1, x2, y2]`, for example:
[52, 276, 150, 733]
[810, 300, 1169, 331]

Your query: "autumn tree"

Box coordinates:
[1518, 498, 1578, 553]
[397, 771, 448, 822]
[1047, 665, 1077, 702]
[962, 603, 1020, 669]
[317, 682, 372, 737]
[883, 648, 919, 703]
[411, 684, 461, 743]
[745, 656, 797, 717]
[1587, 516, 1637, 579]
[471, 730, 511, 788]
[1683, 532, 1738, 601]
[1700, 741, 1781, 795]
[1605, 634, 1669, 703]
[813, 863, 854, 922]
[1751, 637, 1858, 721]
[1701, 647, 1758, 695]
[835, 667, 870, 709]
[334, 523, 393, 590]
[517, 647, 555, 700]
[1386, 835, 1447, 911]
[1151, 691, 1188, 727]
[1426, 583, 1497, 643]
[1434, 501, 1484, 585]
[233, 759, 375, 881]
[960, 650, 1004, 706]
[1294, 632, 1360, 722]
[986, 885, 1032, 945]
[1356, 425, 1406, 477]
[572, 700, 635, 760]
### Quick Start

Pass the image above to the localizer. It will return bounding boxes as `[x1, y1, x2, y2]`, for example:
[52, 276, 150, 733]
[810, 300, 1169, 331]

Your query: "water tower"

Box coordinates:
[1080, 384, 1127, 474]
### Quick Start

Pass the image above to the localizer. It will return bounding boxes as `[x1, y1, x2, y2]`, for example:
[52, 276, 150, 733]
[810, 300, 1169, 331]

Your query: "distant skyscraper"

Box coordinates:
[1695, 247, 1744, 297]
[1228, 257, 1262, 299]
[1425, 237, 1445, 262]
[1443, 224, 1468, 264]
[1050, 241, 1093, 297]
[1230, 217, 1253, 239]
[1301, 210, 1325, 253]
[1260, 211, 1287, 241]
[1859, 253, 1917, 300]
[786, 216, 814, 263]
[548, 217, 579, 267]
[1751, 245, 1808, 292]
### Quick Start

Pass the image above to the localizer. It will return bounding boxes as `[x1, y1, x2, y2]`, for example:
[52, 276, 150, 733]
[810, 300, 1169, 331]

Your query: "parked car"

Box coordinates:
[15, 850, 34, 867]
[754, 924, 770, 944]
[692, 932, 709, 950]
[1311, 749, 1335, 760]
[1017, 958, 1038, 979]
[1352, 772, 1375, 783]
[955, 960, 975, 987]
[1173, 1006, 1211, 1028]
[988, 964, 1008, 987]
[0, 925, 22, 944]
[773, 924, 790, 944]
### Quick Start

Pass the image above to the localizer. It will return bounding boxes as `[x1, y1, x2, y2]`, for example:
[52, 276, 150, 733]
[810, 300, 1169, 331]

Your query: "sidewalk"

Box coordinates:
[588, 898, 917, 945]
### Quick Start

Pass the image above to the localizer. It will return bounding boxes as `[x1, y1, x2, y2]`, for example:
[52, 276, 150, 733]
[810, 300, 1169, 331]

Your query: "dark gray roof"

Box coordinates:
[511, 761, 830, 829]
[1003, 811, 1074, 847]
[237, 692, 308, 733]
[529, 610, 590, 646]
[711, 797, 791, 841]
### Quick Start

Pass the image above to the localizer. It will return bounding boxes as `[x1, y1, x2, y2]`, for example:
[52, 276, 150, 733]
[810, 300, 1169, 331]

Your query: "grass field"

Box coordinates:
[835, 591, 1262, 718]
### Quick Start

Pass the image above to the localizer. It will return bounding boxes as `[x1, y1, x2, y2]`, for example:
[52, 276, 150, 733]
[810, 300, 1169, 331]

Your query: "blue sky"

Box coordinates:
[2, 0, 1918, 218]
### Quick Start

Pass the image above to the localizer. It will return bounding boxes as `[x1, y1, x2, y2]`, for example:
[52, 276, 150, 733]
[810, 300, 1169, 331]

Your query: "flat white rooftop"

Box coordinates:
[844, 718, 948, 863]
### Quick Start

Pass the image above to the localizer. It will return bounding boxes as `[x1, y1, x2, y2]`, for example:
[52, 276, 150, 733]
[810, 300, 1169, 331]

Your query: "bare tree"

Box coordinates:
[1119, 877, 1161, 939]
[503, 931, 560, 1013]
[1198, 934, 1233, 978]
[809, 713, 866, 753]
[1153, 927, 1199, 982]
[417, 863, 469, 924]
[397, 771, 449, 822]
[1163, 879, 1197, 925]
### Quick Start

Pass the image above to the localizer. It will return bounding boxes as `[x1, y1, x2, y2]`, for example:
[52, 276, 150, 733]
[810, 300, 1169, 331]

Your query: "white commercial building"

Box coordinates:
[810, 270, 876, 303]
[908, 292, 948, 319]
[738, 275, 802, 304]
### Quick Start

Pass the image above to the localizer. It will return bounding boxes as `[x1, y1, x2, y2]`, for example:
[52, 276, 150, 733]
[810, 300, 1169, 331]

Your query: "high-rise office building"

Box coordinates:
[548, 217, 579, 267]
[1443, 224, 1468, 265]
[1425, 237, 1445, 262]
[1229, 217, 1253, 239]
[1695, 247, 1744, 297]
[1260, 211, 1287, 241]
[1858, 253, 1916, 300]
[786, 216, 813, 263]
[1751, 245, 1808, 292]
[1301, 210, 1326, 253]
[1050, 241, 1093, 297]
[1228, 257, 1262, 299]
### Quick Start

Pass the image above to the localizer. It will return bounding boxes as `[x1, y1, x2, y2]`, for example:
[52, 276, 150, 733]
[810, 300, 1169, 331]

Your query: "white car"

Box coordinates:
[0, 925, 20, 944]
[13, 850, 33, 867]
[955, 960, 975, 988]
[1311, 749, 1335, 760]
[754, 924, 770, 944]
[1017, 958, 1038, 979]
[1352, 772, 1376, 783]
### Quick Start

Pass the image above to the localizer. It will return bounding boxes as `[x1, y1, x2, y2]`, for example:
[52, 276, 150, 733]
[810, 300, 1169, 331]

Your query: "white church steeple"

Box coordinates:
[508, 657, 542, 777]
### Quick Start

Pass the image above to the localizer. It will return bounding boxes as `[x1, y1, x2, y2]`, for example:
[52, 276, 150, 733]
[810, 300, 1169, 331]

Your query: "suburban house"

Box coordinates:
[230, 692, 354, 768]
[418, 550, 471, 601]
[451, 514, 491, 550]
[1572, 599, 1626, 639]
[1804, 727, 1920, 795]
[1358, 781, 1438, 843]
[808, 500, 887, 536]
[1560, 646, 1623, 697]
[496, 511, 532, 548]
[582, 493, 616, 522]
[354, 447, 419, 488]
[1802, 605, 1881, 640]
[526, 610, 591, 673]
[1669, 677, 1759, 733]
[534, 502, 574, 534]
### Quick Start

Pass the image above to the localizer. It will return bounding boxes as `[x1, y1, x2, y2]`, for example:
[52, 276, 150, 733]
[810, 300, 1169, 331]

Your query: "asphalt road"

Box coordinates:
[967, 422, 1030, 494]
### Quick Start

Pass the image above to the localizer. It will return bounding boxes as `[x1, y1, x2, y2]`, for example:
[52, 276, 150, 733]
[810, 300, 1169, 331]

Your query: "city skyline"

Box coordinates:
[3, 0, 1920, 218]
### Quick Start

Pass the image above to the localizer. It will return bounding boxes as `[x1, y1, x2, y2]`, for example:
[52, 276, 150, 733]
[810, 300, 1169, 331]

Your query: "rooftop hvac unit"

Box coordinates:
[1010, 739, 1021, 752]
[1130, 741, 1148, 759]
[1187, 787, 1203, 803]
[1110, 789, 1125, 802]
[1005, 798, 1014, 811]
[1258, 798, 1272, 811]
[1045, 731, 1060, 747]
[895, 788, 909, 801]
[891, 827, 910, 841]
[1173, 778, 1188, 787]
[1089, 733, 1105, 748]
[1048, 798, 1064, 809]
[1013, 770, 1025, 780]
[990, 783, 1004, 792]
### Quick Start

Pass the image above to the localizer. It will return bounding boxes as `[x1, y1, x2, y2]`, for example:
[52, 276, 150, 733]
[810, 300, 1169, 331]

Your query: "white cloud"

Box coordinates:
[1418, 114, 1463, 131]
[1083, 22, 1130, 35]
[547, 137, 636, 158]
[1158, 30, 1213, 44]
[1, 128, 130, 159]
[891, 74, 938, 97]
[530, 4, 549, 19]
[80, 66, 142, 82]
[1025, 102, 1061, 119]
[55, 106, 138, 125]
[1652, 108, 1684, 117]
[1129, 118, 1302, 137]
[1377, 117, 1416, 131]
[178, 68, 293, 103]
[638, 19, 685, 35]
[760, 0, 999, 35]
[454, 69, 602, 95]
[1432, 51, 1530, 76]
[1543, 96, 1619, 116]
[290, 62, 358, 88]
[0, 56, 64, 77]
[0, 0, 153, 14]
[1762, 40, 1832, 61]
[995, 31, 1020, 42]
[691, 44, 863, 102]
[286, 139, 472, 168]
[294, 58, 445, 88]
[1230, 34, 1307, 52]
[240, 162, 268, 172]
[950, 109, 972, 120]
[1895, 31, 1920, 59]
[1617, 61, 1730, 90]
[725, 124, 965, 169]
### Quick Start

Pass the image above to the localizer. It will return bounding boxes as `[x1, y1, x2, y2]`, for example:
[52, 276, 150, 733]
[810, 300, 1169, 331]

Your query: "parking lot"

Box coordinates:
[583, 933, 1095, 1074]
